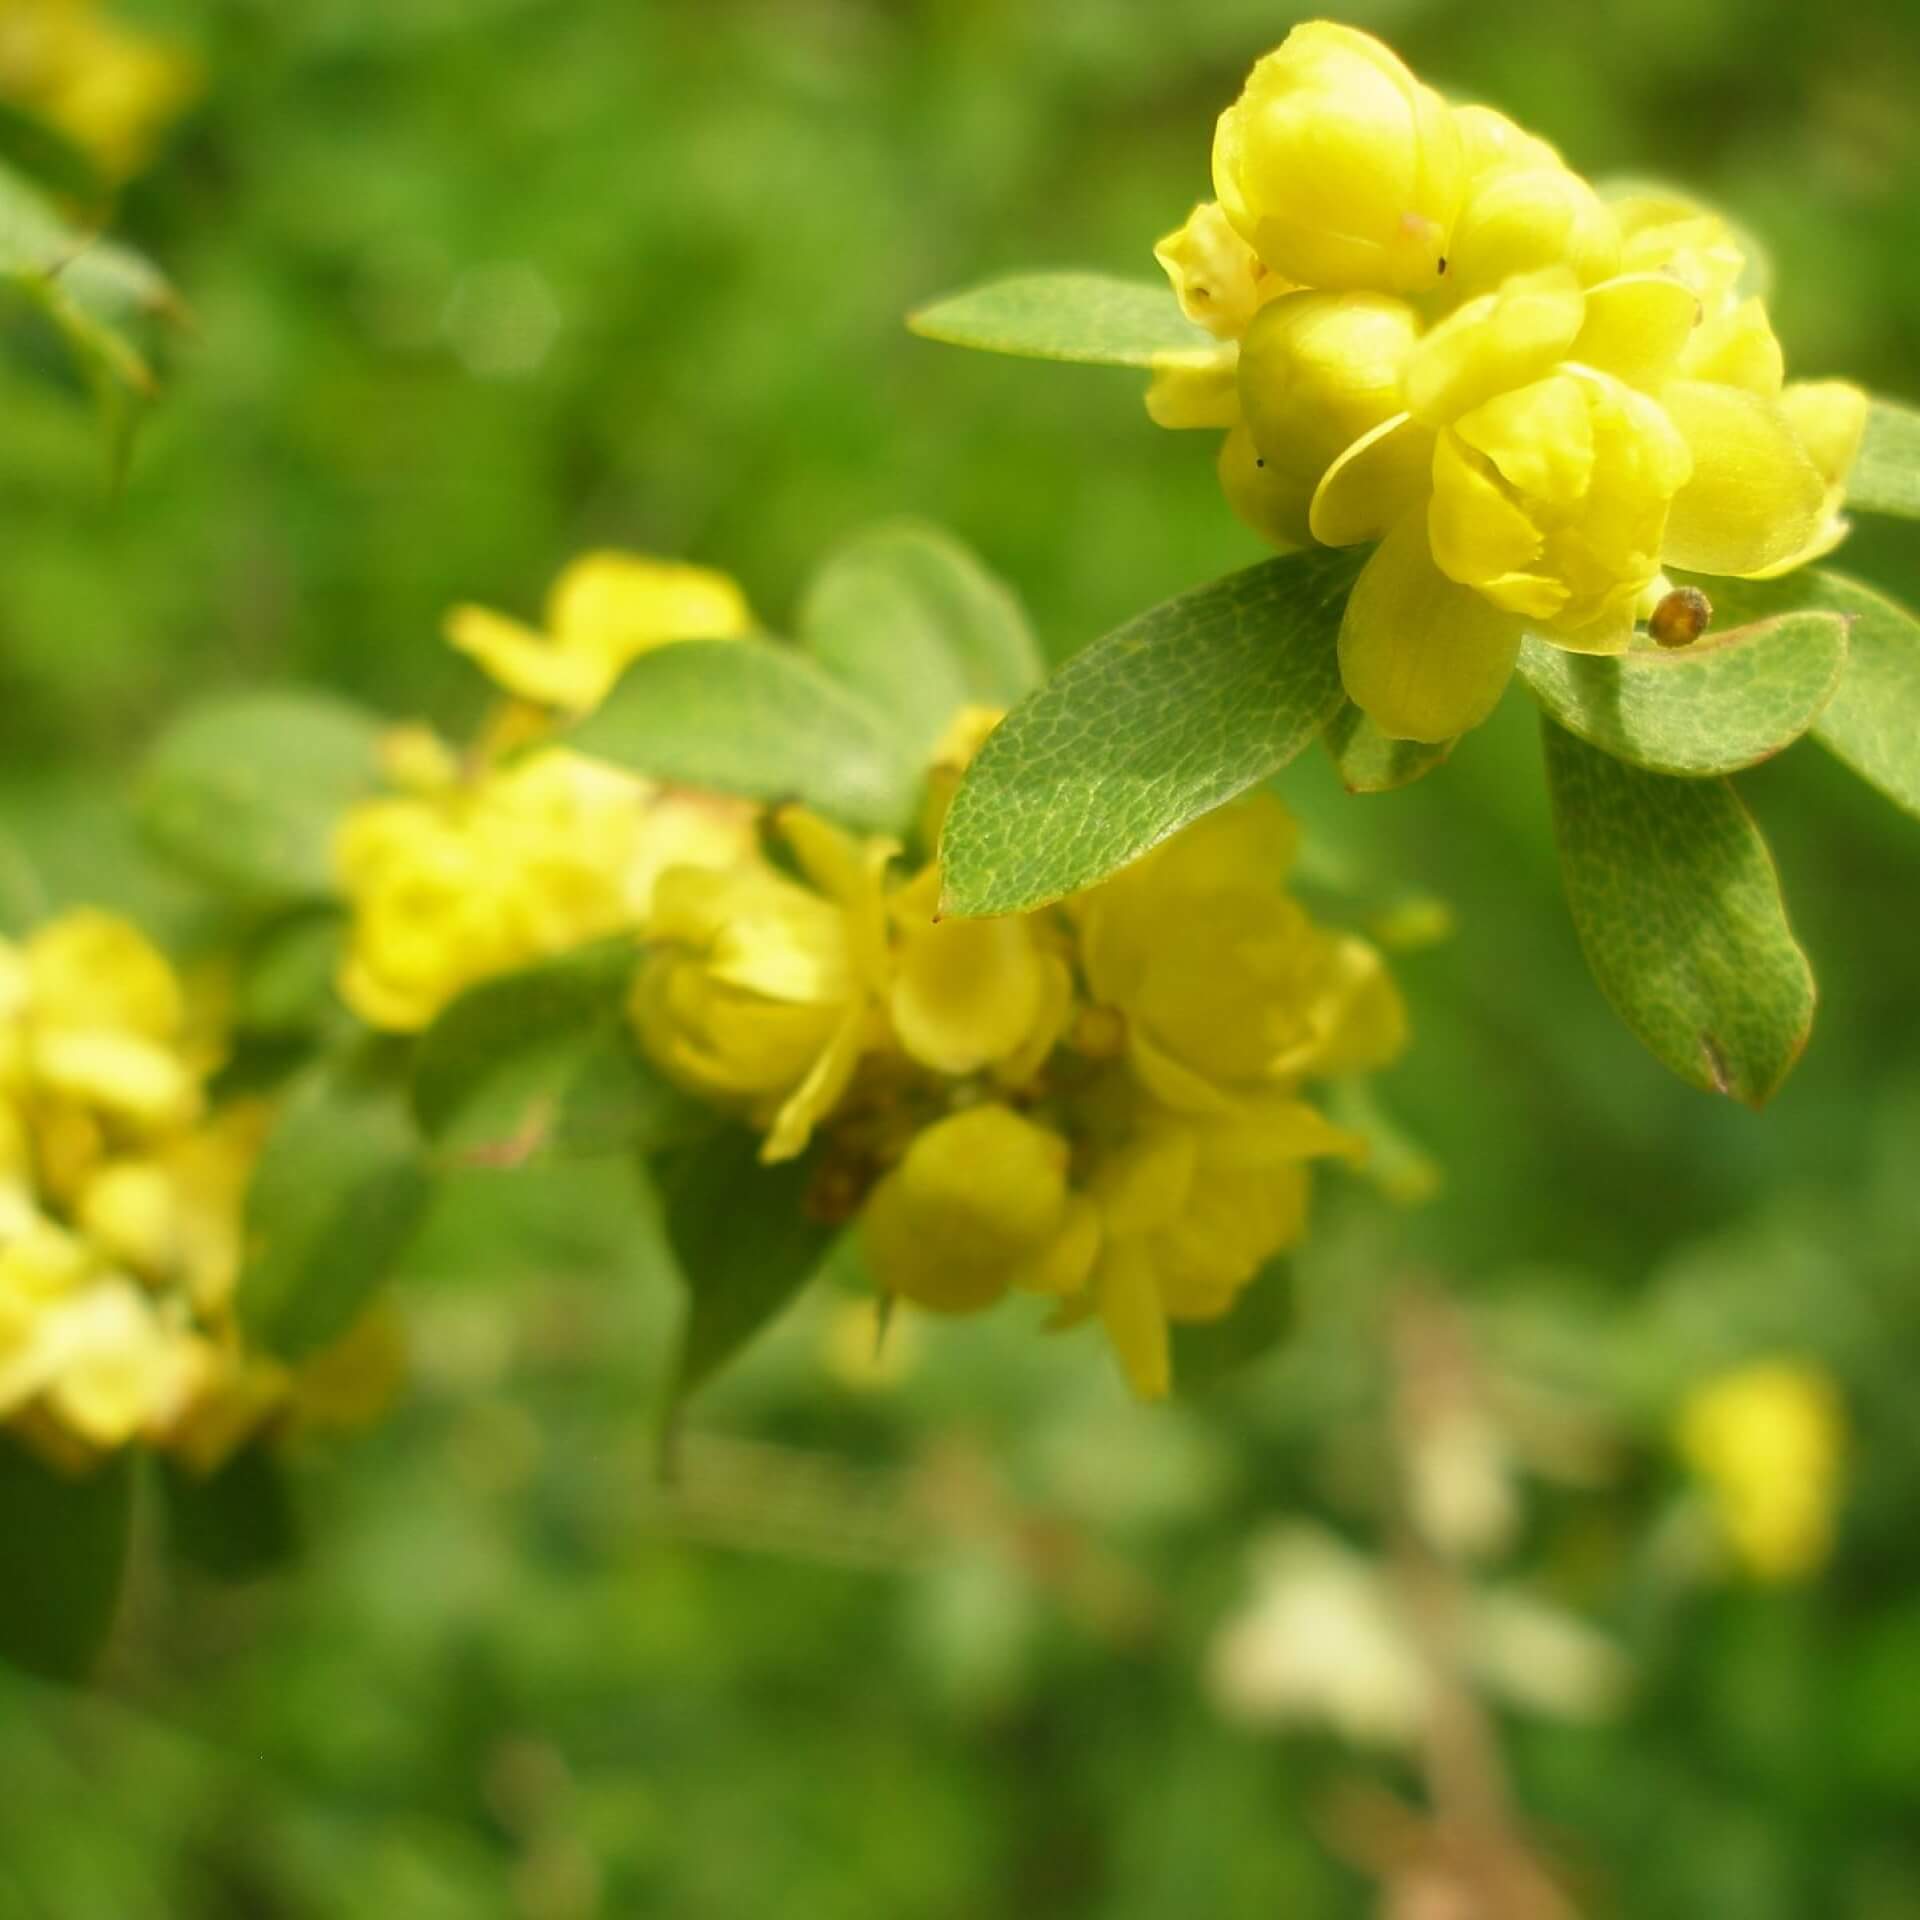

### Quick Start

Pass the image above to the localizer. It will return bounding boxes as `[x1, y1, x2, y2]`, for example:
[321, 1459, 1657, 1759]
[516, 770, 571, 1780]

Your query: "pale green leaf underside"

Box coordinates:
[908, 271, 1215, 368]
[1515, 610, 1847, 776]
[1542, 718, 1813, 1108]
[139, 690, 387, 906]
[1696, 568, 1920, 821]
[1322, 700, 1453, 793]
[940, 548, 1363, 918]
[799, 518, 1043, 760]
[568, 638, 919, 833]
[1849, 398, 1920, 519]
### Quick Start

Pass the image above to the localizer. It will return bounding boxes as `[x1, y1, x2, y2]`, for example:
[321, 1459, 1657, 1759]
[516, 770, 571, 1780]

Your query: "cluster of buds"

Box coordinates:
[335, 553, 1413, 1399]
[0, 910, 394, 1472]
[1151, 21, 1868, 741]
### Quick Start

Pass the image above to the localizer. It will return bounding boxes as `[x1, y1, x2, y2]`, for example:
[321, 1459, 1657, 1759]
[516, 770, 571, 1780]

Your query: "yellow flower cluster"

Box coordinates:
[0, 910, 394, 1473]
[335, 551, 758, 1033]
[1676, 1359, 1845, 1582]
[633, 738, 1407, 1399]
[1151, 20, 1869, 742]
[0, 0, 197, 181]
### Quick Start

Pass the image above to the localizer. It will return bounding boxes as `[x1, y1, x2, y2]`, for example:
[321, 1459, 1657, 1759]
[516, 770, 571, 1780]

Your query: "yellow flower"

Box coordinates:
[446, 551, 752, 715]
[336, 745, 654, 1032]
[1155, 199, 1287, 340]
[862, 1103, 1097, 1314]
[0, 0, 198, 181]
[632, 809, 893, 1162]
[1677, 1360, 1845, 1582]
[1069, 792, 1406, 1113]
[1212, 22, 1463, 295]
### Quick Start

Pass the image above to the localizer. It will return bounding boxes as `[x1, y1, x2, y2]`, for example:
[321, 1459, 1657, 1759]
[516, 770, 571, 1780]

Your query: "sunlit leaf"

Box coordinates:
[908, 271, 1214, 368]
[568, 639, 919, 833]
[940, 549, 1362, 916]
[1849, 397, 1920, 520]
[800, 519, 1044, 758]
[1542, 718, 1814, 1108]
[138, 691, 387, 907]
[1515, 609, 1847, 776]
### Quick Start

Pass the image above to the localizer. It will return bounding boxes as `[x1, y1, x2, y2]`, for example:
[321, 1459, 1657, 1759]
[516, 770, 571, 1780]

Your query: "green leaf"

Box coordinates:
[1849, 398, 1920, 520]
[1322, 700, 1453, 793]
[1514, 609, 1848, 777]
[161, 1449, 300, 1585]
[656, 1127, 837, 1403]
[1171, 1259, 1295, 1395]
[232, 909, 347, 1036]
[414, 941, 708, 1166]
[139, 690, 388, 907]
[567, 639, 918, 833]
[800, 519, 1044, 758]
[939, 549, 1362, 916]
[238, 1054, 434, 1359]
[1696, 569, 1920, 821]
[1542, 718, 1814, 1107]
[908, 271, 1215, 368]
[0, 1437, 133, 1683]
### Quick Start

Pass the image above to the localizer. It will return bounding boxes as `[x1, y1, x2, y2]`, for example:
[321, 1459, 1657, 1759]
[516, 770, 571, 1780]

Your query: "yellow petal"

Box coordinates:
[1782, 379, 1870, 490]
[1338, 517, 1525, 742]
[1404, 268, 1585, 427]
[1677, 295, 1783, 395]
[1147, 345, 1242, 430]
[1096, 1238, 1171, 1399]
[1660, 381, 1827, 577]
[1218, 424, 1311, 550]
[1308, 412, 1436, 548]
[1447, 166, 1619, 298]
[1570, 272, 1701, 390]
[546, 551, 751, 647]
[760, 1004, 868, 1164]
[445, 604, 608, 711]
[890, 911, 1047, 1077]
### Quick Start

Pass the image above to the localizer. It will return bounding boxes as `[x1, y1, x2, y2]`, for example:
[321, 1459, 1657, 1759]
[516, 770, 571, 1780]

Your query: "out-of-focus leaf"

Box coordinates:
[0, 1437, 133, 1683]
[1542, 718, 1814, 1108]
[1322, 700, 1454, 793]
[413, 941, 708, 1166]
[568, 639, 918, 832]
[939, 549, 1360, 916]
[1171, 1259, 1295, 1394]
[908, 271, 1214, 367]
[1700, 569, 1920, 822]
[656, 1127, 837, 1403]
[0, 100, 106, 205]
[138, 691, 387, 908]
[1515, 610, 1848, 776]
[1849, 398, 1920, 519]
[233, 909, 347, 1037]
[161, 1448, 300, 1585]
[238, 1053, 434, 1359]
[800, 520, 1043, 758]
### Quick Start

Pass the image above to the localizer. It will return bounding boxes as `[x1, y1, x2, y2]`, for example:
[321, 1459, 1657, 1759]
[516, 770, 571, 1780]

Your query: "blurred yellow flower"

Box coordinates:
[446, 551, 752, 716]
[0, 0, 198, 181]
[1677, 1359, 1845, 1582]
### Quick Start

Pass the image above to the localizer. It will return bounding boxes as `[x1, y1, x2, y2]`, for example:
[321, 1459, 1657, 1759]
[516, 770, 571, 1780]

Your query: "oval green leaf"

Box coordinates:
[0, 1437, 133, 1683]
[1694, 568, 1920, 822]
[1322, 700, 1454, 793]
[1542, 718, 1814, 1108]
[939, 548, 1362, 917]
[800, 519, 1044, 758]
[654, 1128, 838, 1404]
[139, 690, 387, 907]
[1849, 398, 1920, 520]
[1514, 610, 1848, 776]
[414, 941, 707, 1166]
[907, 271, 1215, 368]
[238, 1055, 434, 1359]
[567, 639, 918, 833]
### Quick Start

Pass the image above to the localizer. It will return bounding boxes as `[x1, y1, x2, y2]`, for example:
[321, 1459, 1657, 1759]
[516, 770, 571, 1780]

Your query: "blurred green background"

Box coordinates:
[3, 0, 1920, 1913]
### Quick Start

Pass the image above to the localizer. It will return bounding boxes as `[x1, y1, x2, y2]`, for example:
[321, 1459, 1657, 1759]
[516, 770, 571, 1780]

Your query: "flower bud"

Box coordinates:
[1212, 22, 1463, 294]
[1445, 165, 1620, 299]
[1154, 200, 1283, 339]
[1237, 290, 1423, 546]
